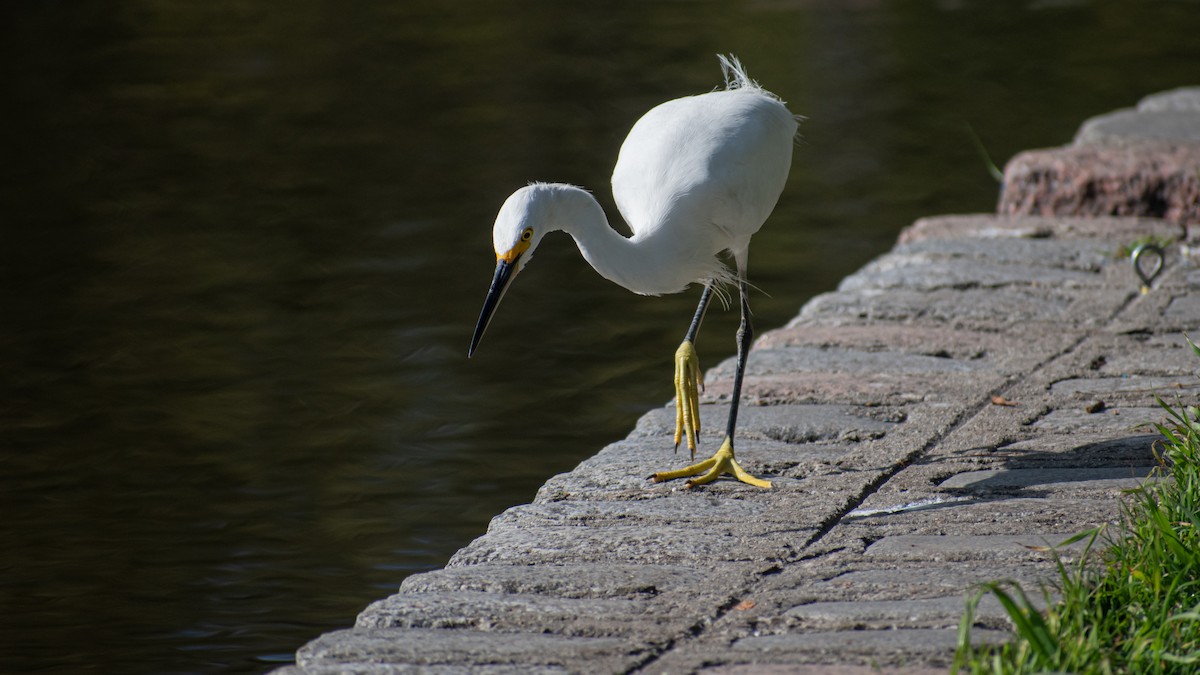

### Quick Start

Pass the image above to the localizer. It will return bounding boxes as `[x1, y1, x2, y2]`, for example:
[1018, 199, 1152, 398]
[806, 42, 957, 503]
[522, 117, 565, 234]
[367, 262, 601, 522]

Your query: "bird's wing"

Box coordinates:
[611, 89, 795, 254]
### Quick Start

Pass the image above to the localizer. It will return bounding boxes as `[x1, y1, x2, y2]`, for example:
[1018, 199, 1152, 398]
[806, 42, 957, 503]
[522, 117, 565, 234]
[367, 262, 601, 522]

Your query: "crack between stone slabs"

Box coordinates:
[624, 552, 830, 675]
[626, 283, 1145, 674]
[781, 283, 1152, 588]
[800, 284, 1144, 551]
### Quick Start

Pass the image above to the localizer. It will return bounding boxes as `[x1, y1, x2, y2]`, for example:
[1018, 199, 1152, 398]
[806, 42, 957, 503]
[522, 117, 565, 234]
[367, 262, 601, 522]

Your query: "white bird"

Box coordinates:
[469, 55, 798, 488]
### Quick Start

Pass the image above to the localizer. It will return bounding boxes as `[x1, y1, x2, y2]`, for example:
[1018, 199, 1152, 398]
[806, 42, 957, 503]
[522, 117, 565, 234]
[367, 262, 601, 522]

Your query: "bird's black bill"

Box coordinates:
[468, 259, 517, 357]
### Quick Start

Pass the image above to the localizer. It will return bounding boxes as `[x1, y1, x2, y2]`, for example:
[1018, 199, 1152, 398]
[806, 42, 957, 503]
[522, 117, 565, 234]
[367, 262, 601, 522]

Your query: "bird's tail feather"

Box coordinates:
[718, 54, 805, 146]
[717, 54, 759, 92]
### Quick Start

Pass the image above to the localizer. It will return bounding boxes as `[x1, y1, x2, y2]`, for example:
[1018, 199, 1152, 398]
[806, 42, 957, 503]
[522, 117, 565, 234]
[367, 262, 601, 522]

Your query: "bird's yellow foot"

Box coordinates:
[674, 340, 703, 457]
[652, 436, 772, 489]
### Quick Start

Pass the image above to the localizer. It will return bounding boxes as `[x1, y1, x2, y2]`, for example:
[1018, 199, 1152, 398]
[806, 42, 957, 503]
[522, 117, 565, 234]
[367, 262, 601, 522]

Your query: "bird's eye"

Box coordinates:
[521, 229, 533, 242]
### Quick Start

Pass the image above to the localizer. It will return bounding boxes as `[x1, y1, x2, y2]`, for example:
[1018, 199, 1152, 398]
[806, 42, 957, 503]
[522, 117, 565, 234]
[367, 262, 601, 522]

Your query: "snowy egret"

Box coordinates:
[469, 55, 798, 489]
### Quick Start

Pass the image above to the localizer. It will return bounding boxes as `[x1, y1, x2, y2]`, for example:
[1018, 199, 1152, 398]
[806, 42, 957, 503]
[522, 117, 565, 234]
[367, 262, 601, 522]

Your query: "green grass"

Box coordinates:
[953, 336, 1200, 674]
[1115, 235, 1176, 260]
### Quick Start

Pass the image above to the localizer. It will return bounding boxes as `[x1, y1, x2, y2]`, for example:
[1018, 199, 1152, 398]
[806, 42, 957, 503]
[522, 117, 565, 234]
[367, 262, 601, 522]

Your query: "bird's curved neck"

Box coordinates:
[545, 184, 692, 295]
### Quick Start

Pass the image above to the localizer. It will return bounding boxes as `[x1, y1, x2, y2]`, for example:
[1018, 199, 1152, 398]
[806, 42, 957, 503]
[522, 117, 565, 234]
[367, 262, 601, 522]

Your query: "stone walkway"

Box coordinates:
[278, 88, 1200, 673]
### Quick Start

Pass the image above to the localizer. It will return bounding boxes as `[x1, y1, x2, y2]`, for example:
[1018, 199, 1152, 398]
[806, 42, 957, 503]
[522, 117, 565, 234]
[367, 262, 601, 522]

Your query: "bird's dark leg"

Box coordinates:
[685, 284, 714, 343]
[725, 279, 752, 439]
[672, 285, 713, 455]
[652, 279, 771, 488]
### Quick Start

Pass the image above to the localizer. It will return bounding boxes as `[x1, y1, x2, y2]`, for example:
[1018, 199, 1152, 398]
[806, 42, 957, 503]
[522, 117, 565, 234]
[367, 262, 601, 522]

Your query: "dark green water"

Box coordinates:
[3, 2, 1198, 672]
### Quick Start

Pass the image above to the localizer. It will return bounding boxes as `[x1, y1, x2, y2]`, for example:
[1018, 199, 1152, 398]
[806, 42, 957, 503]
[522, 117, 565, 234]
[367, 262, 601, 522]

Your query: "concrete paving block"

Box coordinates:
[646, 627, 1006, 675]
[1032, 406, 1165, 434]
[355, 591, 694, 640]
[1108, 288, 1198, 334]
[533, 437, 847, 501]
[446, 523, 794, 567]
[939, 466, 1155, 491]
[1037, 330, 1191, 380]
[893, 237, 1115, 272]
[864, 534, 1086, 562]
[780, 595, 1017, 630]
[1128, 330, 1200, 352]
[700, 665, 948, 675]
[898, 214, 1180, 245]
[842, 495, 1123, 542]
[632, 403, 896, 444]
[489, 493, 812, 529]
[783, 562, 1052, 602]
[701, 346, 995, 406]
[1166, 295, 1200, 322]
[720, 371, 997, 407]
[726, 627, 1009, 658]
[1098, 335, 1200, 377]
[761, 324, 1072, 375]
[713, 347, 986, 377]
[1075, 108, 1200, 146]
[989, 433, 1159, 464]
[838, 256, 1102, 293]
[1139, 86, 1200, 112]
[526, 438, 701, 496]
[1050, 375, 1200, 398]
[295, 628, 634, 672]
[288, 665, 556, 675]
[798, 286, 1120, 333]
[399, 563, 733, 600]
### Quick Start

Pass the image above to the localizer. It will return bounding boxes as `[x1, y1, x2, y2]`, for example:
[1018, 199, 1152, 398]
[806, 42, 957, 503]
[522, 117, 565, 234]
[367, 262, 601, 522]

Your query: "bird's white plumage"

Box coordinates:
[486, 56, 797, 296]
[612, 63, 796, 259]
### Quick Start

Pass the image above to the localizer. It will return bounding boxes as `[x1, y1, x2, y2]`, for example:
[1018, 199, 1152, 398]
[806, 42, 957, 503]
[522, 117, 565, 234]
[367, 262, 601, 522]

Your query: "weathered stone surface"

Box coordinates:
[780, 595, 1013, 630]
[760, 323, 1072, 376]
[772, 563, 1050, 602]
[998, 142, 1200, 225]
[528, 437, 838, 499]
[445, 522, 794, 567]
[938, 466, 1155, 490]
[839, 254, 1103, 292]
[494, 493, 808, 528]
[719, 370, 995, 407]
[843, 496, 1127, 541]
[715, 346, 985, 377]
[893, 236, 1116, 271]
[632, 403, 896, 444]
[997, 90, 1200, 225]
[1167, 295, 1200, 321]
[725, 627, 1009, 658]
[1032, 406, 1165, 433]
[1076, 109, 1200, 146]
[355, 591, 694, 639]
[988, 434, 1159, 467]
[399, 563, 721, 599]
[1051, 375, 1200, 396]
[647, 628, 1009, 674]
[898, 214, 1180, 245]
[700, 666, 946, 675]
[1139, 86, 1200, 112]
[701, 346, 995, 405]
[798, 285, 1121, 332]
[864, 534, 1086, 562]
[295, 628, 634, 673]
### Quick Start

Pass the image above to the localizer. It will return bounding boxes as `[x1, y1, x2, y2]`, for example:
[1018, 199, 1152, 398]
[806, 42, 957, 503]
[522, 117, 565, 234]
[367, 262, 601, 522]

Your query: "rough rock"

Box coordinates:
[997, 86, 1200, 226]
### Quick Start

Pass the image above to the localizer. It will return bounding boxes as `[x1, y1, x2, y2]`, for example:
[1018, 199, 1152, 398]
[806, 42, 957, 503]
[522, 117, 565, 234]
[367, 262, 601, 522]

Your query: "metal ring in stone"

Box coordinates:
[1131, 243, 1165, 287]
